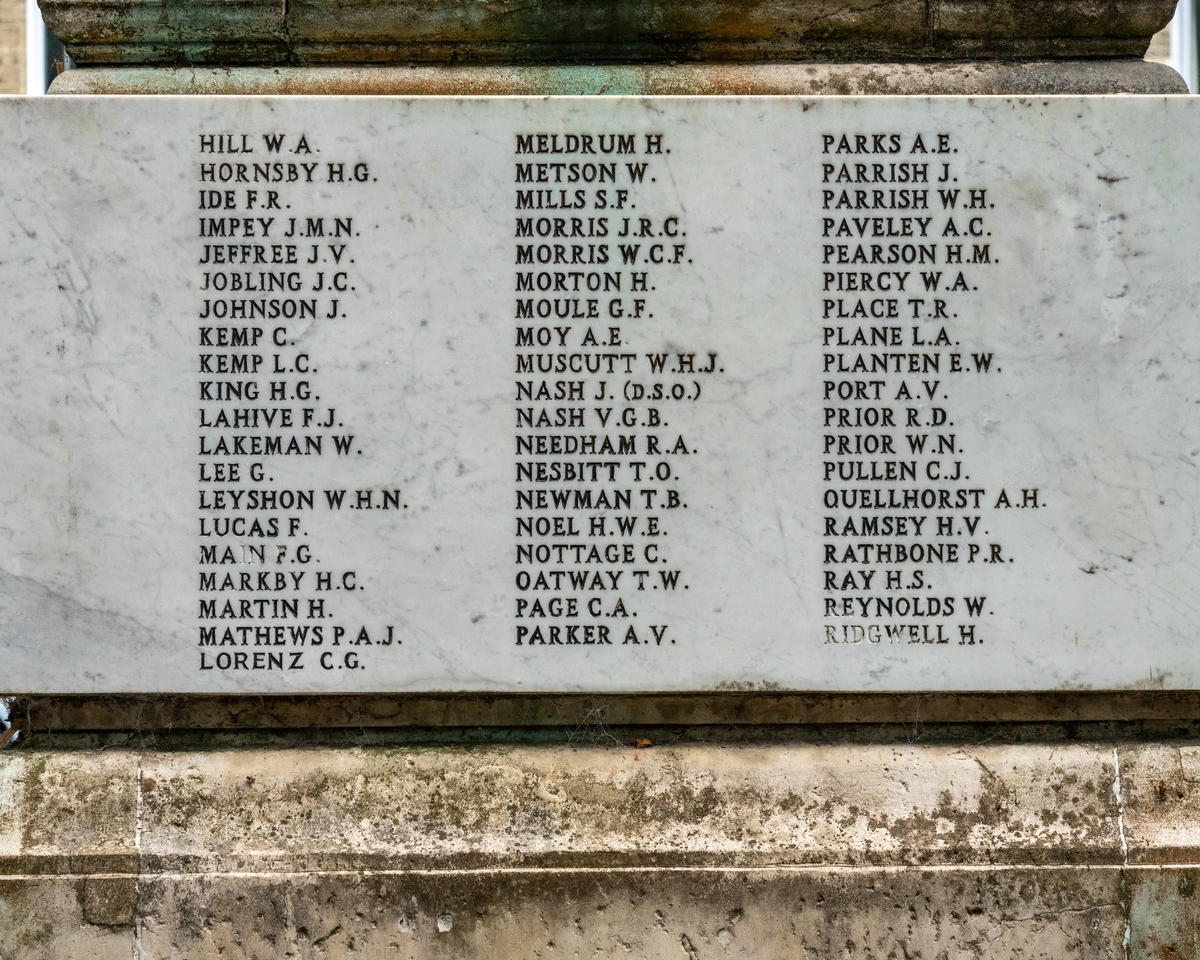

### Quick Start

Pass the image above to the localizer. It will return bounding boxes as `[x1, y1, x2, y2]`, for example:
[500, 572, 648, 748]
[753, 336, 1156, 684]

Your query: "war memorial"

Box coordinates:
[0, 1, 1198, 956]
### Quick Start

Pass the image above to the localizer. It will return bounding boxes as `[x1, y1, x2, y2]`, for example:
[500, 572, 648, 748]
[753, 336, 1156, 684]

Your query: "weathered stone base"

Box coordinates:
[50, 59, 1187, 96]
[1, 740, 1197, 957]
[2, 867, 1177, 959]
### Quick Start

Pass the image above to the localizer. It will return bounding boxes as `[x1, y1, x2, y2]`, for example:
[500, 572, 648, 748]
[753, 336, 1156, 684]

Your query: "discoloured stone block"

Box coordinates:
[1127, 867, 1200, 960]
[3, 751, 139, 874]
[0, 879, 134, 960]
[82, 876, 138, 927]
[133, 744, 1126, 871]
[134, 867, 1129, 959]
[1112, 745, 1200, 865]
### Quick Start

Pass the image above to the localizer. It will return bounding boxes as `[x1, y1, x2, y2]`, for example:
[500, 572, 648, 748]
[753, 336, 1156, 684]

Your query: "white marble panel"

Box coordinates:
[0, 95, 1197, 692]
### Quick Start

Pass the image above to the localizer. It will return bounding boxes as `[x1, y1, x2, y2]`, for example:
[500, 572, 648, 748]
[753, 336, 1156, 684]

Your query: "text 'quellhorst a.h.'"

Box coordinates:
[0, 96, 1197, 693]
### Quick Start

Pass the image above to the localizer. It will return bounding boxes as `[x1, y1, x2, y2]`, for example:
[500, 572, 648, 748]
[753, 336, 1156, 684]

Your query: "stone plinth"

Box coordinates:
[1, 737, 1199, 957]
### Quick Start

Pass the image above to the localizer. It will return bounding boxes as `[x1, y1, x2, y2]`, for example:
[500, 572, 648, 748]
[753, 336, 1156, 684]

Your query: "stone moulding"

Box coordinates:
[12, 691, 1200, 735]
[49, 59, 1190, 94]
[38, 0, 1179, 66]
